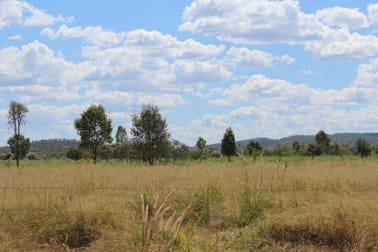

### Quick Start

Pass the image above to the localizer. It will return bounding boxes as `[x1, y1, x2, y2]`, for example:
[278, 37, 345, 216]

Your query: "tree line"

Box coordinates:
[4, 101, 378, 166]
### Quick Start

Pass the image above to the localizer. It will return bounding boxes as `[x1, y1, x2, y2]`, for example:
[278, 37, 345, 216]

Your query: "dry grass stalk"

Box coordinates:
[139, 183, 188, 251]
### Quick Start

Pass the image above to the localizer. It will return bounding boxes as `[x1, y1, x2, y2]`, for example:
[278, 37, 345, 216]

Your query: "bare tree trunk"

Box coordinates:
[93, 145, 97, 164]
[16, 134, 20, 167]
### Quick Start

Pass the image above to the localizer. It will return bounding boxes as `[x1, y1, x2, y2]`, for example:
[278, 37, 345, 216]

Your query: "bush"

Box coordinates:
[98, 145, 112, 160]
[112, 144, 130, 160]
[0, 152, 12, 160]
[66, 147, 82, 160]
[26, 152, 41, 160]
[209, 149, 221, 158]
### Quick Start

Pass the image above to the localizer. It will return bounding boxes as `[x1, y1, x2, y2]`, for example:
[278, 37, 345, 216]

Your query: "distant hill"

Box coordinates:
[209, 133, 378, 150]
[30, 139, 80, 155]
[0, 139, 79, 155]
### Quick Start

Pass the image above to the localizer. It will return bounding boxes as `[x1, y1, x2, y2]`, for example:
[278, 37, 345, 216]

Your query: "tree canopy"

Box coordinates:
[221, 127, 237, 161]
[292, 140, 301, 154]
[315, 130, 331, 154]
[131, 104, 170, 165]
[74, 105, 113, 164]
[196, 136, 207, 160]
[245, 140, 263, 160]
[7, 134, 30, 160]
[8, 101, 29, 166]
[356, 138, 371, 158]
[115, 125, 128, 145]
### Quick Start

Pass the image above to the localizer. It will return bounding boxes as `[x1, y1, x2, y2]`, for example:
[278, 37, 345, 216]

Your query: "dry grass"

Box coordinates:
[0, 158, 377, 251]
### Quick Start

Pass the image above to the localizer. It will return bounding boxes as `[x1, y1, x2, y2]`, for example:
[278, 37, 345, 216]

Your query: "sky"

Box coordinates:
[0, 0, 378, 146]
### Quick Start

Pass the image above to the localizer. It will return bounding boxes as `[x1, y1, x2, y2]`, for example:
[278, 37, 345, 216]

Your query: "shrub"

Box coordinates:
[209, 149, 221, 158]
[26, 152, 41, 160]
[66, 147, 82, 160]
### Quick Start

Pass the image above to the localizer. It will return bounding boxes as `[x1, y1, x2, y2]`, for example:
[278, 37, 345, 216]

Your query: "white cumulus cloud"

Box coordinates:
[368, 3, 378, 25]
[41, 25, 125, 47]
[223, 47, 273, 69]
[180, 0, 378, 60]
[124, 29, 225, 59]
[0, 0, 73, 29]
[180, 0, 338, 45]
[0, 41, 82, 87]
[315, 7, 369, 29]
[81, 29, 230, 92]
[305, 32, 378, 60]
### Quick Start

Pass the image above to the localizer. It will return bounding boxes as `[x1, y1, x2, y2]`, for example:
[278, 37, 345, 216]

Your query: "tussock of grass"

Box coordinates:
[1, 205, 104, 250]
[265, 207, 378, 251]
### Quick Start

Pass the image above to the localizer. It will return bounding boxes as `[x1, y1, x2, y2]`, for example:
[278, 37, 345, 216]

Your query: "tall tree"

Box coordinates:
[196, 136, 207, 160]
[74, 105, 113, 164]
[7, 134, 30, 160]
[315, 130, 330, 154]
[307, 144, 321, 159]
[245, 140, 263, 160]
[221, 127, 237, 161]
[131, 104, 170, 165]
[292, 140, 301, 154]
[356, 138, 371, 158]
[8, 101, 28, 167]
[115, 125, 128, 145]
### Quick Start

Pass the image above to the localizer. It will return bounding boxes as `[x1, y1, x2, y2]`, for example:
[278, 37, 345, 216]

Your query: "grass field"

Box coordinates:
[0, 157, 377, 251]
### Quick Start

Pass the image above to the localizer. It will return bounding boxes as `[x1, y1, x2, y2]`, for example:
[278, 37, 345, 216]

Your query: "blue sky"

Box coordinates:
[0, 0, 377, 145]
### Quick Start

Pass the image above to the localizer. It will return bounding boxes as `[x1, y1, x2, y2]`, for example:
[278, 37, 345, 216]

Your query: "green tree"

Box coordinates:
[245, 141, 263, 160]
[98, 145, 112, 160]
[115, 125, 128, 145]
[113, 126, 129, 160]
[273, 143, 290, 157]
[66, 147, 82, 161]
[7, 134, 30, 160]
[292, 140, 301, 154]
[221, 127, 237, 161]
[74, 105, 113, 164]
[315, 130, 331, 154]
[170, 140, 190, 161]
[307, 144, 321, 159]
[356, 138, 371, 158]
[131, 104, 170, 165]
[7, 101, 29, 167]
[196, 136, 207, 160]
[113, 144, 130, 160]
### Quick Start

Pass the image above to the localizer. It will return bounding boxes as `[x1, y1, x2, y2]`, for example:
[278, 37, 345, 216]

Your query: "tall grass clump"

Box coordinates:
[238, 171, 271, 227]
[132, 184, 190, 251]
[264, 205, 378, 251]
[1, 203, 103, 250]
[185, 175, 224, 225]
